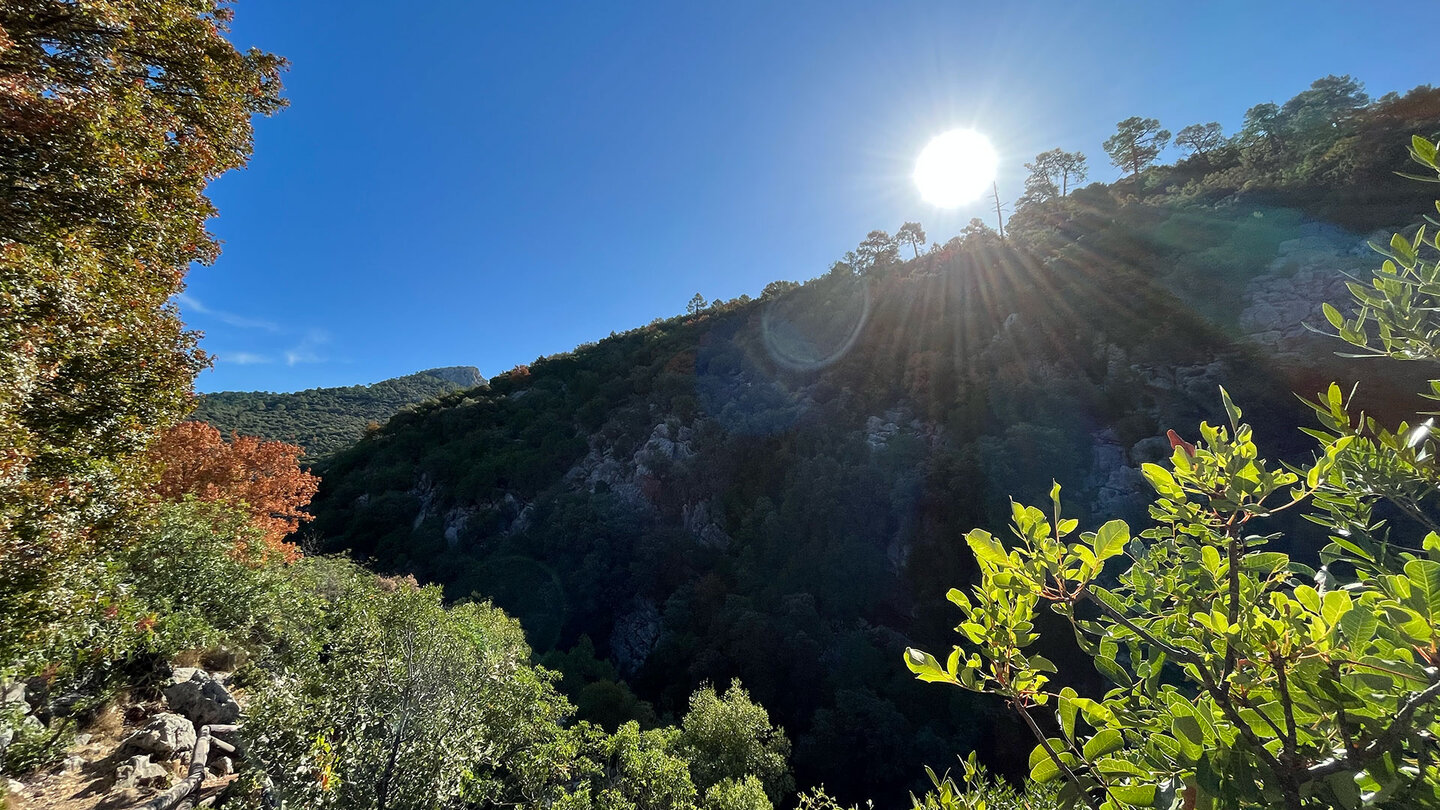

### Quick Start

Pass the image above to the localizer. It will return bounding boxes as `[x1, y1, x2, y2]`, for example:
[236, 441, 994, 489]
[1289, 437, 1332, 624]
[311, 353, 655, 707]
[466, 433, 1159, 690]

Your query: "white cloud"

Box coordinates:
[223, 351, 272, 365]
[174, 293, 282, 332]
[284, 329, 331, 366]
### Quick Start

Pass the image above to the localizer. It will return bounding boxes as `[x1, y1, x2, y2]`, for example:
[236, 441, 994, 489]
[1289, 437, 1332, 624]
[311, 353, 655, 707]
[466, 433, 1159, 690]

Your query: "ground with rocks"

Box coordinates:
[2, 667, 244, 810]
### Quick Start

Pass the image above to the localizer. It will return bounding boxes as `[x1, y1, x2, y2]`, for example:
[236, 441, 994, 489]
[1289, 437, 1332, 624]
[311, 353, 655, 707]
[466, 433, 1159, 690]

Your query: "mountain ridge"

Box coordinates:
[193, 365, 486, 458]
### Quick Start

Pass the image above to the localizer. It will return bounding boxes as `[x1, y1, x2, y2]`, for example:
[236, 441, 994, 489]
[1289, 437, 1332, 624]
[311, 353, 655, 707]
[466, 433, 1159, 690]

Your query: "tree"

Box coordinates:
[906, 139, 1440, 810]
[678, 679, 794, 802]
[1174, 122, 1226, 156]
[1239, 102, 1284, 145]
[1102, 117, 1171, 178]
[1016, 172, 1060, 209]
[896, 222, 927, 259]
[1281, 74, 1369, 137]
[855, 230, 900, 274]
[150, 422, 319, 560]
[761, 280, 800, 300]
[688, 293, 709, 316]
[960, 218, 1000, 246]
[1021, 149, 1089, 204]
[0, 0, 286, 661]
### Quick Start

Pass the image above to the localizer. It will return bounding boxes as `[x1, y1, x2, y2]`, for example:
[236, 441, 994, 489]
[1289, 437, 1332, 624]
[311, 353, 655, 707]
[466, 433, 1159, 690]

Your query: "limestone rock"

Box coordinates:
[211, 755, 235, 776]
[610, 599, 661, 676]
[164, 668, 240, 726]
[681, 500, 732, 549]
[120, 713, 196, 759]
[1239, 230, 1370, 362]
[0, 682, 27, 714]
[865, 415, 900, 450]
[114, 754, 170, 790]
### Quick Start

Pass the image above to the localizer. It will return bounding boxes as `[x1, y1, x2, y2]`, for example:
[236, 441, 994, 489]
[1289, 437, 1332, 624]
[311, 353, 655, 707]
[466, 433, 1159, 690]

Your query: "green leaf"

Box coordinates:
[1405, 559, 1440, 621]
[1029, 748, 1063, 783]
[1057, 687, 1078, 741]
[1414, 134, 1439, 165]
[1338, 604, 1377, 647]
[1110, 784, 1157, 807]
[1091, 519, 1130, 561]
[903, 648, 954, 683]
[1294, 584, 1321, 613]
[1141, 463, 1180, 497]
[1322, 302, 1345, 329]
[1094, 655, 1134, 687]
[966, 530, 1010, 567]
[1218, 387, 1242, 431]
[1173, 714, 1208, 745]
[1083, 728, 1124, 759]
[1242, 551, 1288, 572]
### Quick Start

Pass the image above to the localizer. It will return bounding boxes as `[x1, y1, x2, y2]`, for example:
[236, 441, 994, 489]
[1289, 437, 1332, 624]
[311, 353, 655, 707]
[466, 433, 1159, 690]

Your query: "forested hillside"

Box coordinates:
[309, 80, 1440, 804]
[194, 366, 485, 458]
[6, 3, 1440, 804]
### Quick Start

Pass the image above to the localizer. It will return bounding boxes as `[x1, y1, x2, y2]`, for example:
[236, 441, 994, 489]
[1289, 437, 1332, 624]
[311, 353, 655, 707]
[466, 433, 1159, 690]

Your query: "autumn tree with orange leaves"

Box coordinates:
[150, 422, 319, 560]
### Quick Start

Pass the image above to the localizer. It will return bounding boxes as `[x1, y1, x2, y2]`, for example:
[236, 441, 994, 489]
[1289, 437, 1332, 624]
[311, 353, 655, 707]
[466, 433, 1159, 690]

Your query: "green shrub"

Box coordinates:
[906, 138, 1440, 810]
[705, 775, 774, 810]
[238, 562, 570, 809]
[679, 680, 794, 802]
[0, 707, 73, 776]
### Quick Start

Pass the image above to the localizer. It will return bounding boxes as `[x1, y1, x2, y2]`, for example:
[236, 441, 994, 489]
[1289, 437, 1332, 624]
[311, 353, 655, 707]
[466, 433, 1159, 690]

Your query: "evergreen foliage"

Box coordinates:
[193, 366, 485, 459]
[308, 80, 1440, 804]
[905, 138, 1440, 809]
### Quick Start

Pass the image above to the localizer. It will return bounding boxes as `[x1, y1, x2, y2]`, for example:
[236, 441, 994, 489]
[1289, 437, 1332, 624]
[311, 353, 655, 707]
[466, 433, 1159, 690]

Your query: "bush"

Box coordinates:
[906, 138, 1440, 810]
[237, 562, 569, 809]
[705, 775, 774, 810]
[679, 680, 794, 802]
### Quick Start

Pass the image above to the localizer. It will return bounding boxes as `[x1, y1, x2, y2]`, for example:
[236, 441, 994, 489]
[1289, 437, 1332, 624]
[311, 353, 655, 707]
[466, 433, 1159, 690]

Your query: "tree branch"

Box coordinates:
[1308, 677, 1440, 779]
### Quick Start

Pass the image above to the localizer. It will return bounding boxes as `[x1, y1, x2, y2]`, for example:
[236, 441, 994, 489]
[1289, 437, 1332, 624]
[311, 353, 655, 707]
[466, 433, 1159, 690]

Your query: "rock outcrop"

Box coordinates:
[164, 668, 240, 726]
[119, 713, 196, 760]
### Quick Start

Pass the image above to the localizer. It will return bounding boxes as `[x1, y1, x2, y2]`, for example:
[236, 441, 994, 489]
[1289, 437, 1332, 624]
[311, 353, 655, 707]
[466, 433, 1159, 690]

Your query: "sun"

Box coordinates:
[914, 129, 999, 207]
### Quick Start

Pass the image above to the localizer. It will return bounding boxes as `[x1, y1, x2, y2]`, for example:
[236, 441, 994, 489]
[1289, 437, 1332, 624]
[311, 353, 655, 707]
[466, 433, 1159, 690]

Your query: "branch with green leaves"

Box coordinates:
[906, 137, 1440, 810]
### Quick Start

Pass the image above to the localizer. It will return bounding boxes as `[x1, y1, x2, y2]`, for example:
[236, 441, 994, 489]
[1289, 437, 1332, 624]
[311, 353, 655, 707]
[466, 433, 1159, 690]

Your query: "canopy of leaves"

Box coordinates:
[0, 0, 286, 662]
[150, 421, 320, 560]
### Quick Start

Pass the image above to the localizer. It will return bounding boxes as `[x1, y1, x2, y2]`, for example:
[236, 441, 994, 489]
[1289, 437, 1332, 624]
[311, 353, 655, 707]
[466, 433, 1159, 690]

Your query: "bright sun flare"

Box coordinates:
[914, 129, 998, 207]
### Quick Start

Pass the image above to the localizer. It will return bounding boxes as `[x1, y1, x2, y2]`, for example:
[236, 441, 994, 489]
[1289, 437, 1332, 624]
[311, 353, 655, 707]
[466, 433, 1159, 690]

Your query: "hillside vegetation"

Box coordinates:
[193, 366, 485, 459]
[5, 4, 1440, 807]
[308, 79, 1440, 804]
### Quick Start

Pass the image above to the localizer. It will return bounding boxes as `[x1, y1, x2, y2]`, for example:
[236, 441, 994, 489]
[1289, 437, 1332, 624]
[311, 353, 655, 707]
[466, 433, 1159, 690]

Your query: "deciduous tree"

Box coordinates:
[150, 422, 318, 560]
[0, 0, 286, 660]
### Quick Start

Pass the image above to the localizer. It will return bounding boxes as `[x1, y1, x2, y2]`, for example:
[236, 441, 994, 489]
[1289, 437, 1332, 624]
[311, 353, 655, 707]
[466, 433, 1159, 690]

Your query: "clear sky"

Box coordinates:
[188, 0, 1436, 393]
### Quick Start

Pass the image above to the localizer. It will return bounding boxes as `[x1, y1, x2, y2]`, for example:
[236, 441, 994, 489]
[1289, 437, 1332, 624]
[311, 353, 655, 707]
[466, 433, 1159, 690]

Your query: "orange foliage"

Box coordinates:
[150, 422, 319, 561]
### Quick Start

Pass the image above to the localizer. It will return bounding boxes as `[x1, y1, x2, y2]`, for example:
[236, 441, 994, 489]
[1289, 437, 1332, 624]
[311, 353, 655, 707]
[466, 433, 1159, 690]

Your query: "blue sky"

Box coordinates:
[189, 0, 1436, 393]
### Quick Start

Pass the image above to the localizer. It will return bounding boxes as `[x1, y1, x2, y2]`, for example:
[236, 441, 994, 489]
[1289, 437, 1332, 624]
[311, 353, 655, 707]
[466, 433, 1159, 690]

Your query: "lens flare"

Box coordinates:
[914, 129, 999, 207]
